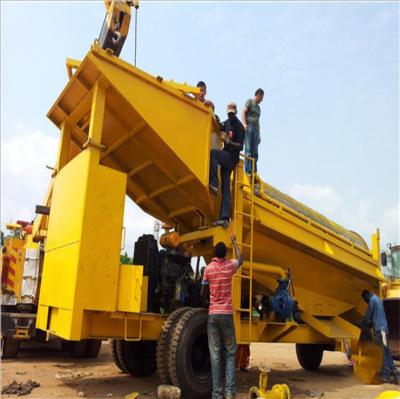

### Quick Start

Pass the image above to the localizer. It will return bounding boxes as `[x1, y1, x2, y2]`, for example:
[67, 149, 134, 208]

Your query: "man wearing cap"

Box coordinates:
[209, 102, 245, 228]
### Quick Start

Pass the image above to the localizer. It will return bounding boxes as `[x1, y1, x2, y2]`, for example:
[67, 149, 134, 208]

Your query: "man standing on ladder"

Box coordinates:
[201, 236, 243, 399]
[209, 102, 245, 228]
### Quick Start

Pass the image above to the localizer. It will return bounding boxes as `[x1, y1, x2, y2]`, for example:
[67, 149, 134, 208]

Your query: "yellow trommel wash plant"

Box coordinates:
[32, 43, 384, 398]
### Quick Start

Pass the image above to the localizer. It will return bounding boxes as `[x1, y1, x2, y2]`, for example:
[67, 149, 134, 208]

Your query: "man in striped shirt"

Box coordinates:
[201, 235, 243, 399]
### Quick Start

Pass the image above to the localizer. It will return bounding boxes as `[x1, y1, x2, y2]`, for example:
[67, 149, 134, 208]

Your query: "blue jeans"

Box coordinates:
[207, 314, 237, 399]
[244, 126, 259, 175]
[209, 149, 235, 220]
[376, 330, 398, 380]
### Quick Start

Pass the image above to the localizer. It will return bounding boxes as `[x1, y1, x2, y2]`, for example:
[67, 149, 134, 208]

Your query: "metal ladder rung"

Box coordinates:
[236, 182, 253, 189]
[234, 274, 251, 280]
[233, 157, 256, 345]
[236, 242, 252, 248]
[235, 210, 253, 218]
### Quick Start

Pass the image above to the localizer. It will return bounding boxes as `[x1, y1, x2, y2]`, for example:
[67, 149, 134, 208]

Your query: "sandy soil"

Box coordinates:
[1, 340, 399, 399]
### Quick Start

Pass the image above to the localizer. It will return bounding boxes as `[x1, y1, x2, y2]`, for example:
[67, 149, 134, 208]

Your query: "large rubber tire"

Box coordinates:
[111, 339, 128, 373]
[69, 340, 89, 358]
[296, 344, 324, 371]
[168, 308, 211, 399]
[85, 339, 102, 358]
[156, 307, 192, 384]
[1, 337, 20, 359]
[114, 339, 157, 377]
[61, 339, 102, 358]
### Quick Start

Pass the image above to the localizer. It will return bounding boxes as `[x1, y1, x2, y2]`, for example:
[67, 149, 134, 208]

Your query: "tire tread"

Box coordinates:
[156, 307, 192, 384]
[168, 308, 210, 398]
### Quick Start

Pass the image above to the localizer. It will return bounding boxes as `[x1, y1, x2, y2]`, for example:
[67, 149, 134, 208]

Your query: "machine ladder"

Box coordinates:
[232, 155, 256, 344]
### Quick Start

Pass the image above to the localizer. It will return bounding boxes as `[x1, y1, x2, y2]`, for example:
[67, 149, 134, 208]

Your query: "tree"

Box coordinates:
[120, 252, 132, 265]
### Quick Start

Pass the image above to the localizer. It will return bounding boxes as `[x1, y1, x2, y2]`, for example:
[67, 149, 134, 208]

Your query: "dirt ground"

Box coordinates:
[1, 340, 399, 399]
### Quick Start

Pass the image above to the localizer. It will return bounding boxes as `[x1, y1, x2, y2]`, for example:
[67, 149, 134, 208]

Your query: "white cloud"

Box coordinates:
[380, 202, 400, 246]
[286, 183, 399, 249]
[1, 124, 156, 258]
[287, 183, 341, 215]
[340, 200, 399, 248]
[1, 124, 58, 226]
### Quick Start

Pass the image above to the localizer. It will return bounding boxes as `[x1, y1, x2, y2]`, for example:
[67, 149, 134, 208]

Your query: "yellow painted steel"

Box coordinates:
[352, 339, 383, 384]
[375, 392, 400, 399]
[66, 58, 81, 79]
[37, 147, 127, 339]
[1, 236, 25, 300]
[37, 43, 384, 381]
[248, 368, 290, 399]
[117, 265, 148, 313]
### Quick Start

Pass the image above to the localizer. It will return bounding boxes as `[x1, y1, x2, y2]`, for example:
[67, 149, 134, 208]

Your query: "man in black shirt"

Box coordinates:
[209, 102, 245, 227]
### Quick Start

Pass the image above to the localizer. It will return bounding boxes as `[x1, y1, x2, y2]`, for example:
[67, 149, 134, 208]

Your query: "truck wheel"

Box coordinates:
[169, 308, 211, 399]
[116, 340, 157, 377]
[61, 340, 71, 352]
[156, 307, 192, 384]
[1, 337, 20, 359]
[35, 329, 48, 344]
[86, 339, 102, 358]
[111, 339, 128, 373]
[296, 344, 324, 371]
[69, 340, 89, 358]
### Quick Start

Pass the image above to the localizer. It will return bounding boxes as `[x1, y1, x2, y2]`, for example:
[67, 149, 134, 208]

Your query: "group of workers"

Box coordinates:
[196, 81, 264, 228]
[194, 82, 398, 399]
[201, 241, 399, 399]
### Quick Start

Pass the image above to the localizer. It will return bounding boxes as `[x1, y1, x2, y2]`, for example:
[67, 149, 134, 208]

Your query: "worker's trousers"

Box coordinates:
[376, 330, 398, 380]
[207, 314, 237, 399]
[209, 149, 235, 220]
[244, 126, 259, 175]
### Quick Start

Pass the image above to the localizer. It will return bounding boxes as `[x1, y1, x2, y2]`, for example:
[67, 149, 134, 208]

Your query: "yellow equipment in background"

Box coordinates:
[375, 392, 400, 399]
[26, 42, 385, 398]
[1, 219, 103, 360]
[248, 368, 290, 399]
[381, 243, 400, 359]
[1, 222, 39, 358]
[2, 224, 26, 299]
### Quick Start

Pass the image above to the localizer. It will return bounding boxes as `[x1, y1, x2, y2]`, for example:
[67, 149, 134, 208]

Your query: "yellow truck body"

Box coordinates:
[32, 43, 384, 395]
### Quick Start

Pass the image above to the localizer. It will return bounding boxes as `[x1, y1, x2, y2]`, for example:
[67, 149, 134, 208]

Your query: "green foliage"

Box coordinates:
[120, 252, 132, 265]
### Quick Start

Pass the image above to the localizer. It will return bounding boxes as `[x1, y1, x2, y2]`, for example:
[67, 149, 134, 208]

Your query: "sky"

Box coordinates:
[1, 1, 399, 257]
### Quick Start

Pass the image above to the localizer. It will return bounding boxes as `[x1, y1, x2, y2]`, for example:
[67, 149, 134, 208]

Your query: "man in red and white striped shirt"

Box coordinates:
[201, 236, 242, 399]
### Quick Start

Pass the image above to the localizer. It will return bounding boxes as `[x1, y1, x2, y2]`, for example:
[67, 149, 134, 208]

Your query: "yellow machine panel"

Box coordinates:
[37, 149, 127, 339]
[117, 265, 148, 313]
[1, 237, 25, 301]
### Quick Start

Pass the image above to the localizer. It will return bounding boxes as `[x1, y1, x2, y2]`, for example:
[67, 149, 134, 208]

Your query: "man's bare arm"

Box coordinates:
[231, 235, 243, 267]
[205, 99, 215, 111]
[200, 283, 210, 307]
[242, 107, 248, 130]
